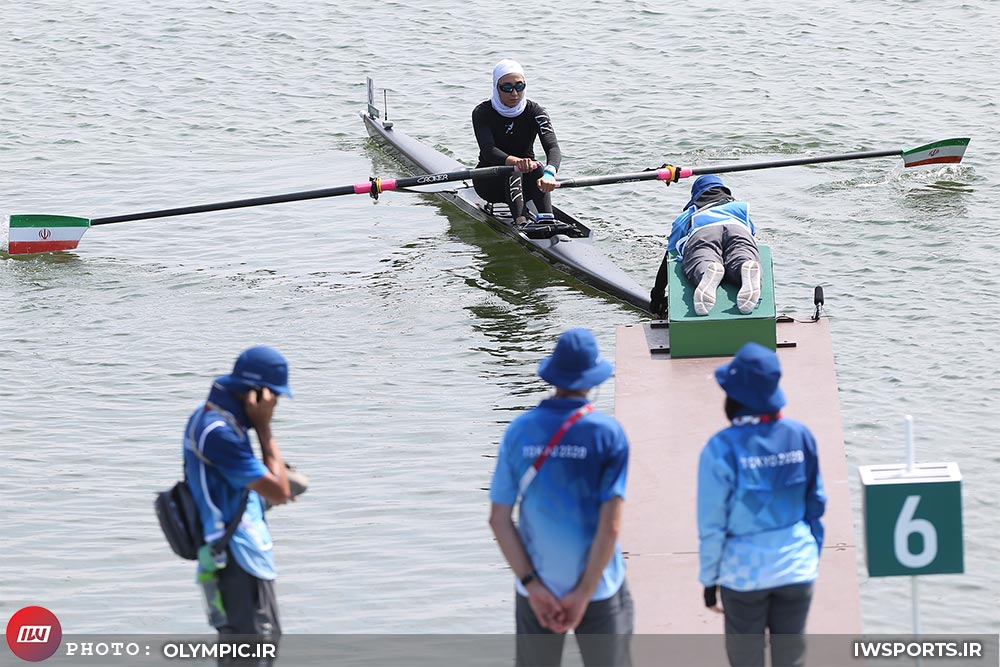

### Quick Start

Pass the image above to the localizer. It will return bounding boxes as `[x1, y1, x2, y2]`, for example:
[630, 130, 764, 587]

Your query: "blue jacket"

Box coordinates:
[489, 397, 629, 600]
[184, 383, 274, 580]
[697, 417, 825, 591]
[667, 201, 756, 261]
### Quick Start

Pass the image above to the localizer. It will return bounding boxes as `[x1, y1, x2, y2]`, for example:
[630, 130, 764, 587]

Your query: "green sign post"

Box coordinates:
[859, 416, 964, 636]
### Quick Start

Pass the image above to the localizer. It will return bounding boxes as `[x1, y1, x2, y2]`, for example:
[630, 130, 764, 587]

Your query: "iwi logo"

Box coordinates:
[16, 625, 50, 643]
[38, 229, 51, 240]
[505, 121, 514, 134]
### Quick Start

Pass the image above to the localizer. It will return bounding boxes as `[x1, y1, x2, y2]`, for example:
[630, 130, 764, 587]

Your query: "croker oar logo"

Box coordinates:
[38, 229, 51, 240]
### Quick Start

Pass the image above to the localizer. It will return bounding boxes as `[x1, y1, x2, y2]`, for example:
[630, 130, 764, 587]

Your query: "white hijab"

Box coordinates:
[490, 59, 527, 119]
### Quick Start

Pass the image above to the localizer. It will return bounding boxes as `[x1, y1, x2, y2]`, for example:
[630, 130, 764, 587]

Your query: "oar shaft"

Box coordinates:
[92, 185, 355, 225]
[553, 148, 908, 191]
[555, 168, 675, 190]
[689, 148, 902, 176]
[91, 165, 513, 226]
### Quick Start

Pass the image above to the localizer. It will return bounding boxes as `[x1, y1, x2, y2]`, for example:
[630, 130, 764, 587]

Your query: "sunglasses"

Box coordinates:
[497, 81, 526, 93]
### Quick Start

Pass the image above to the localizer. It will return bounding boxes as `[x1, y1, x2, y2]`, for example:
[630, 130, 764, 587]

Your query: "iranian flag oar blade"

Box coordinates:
[8, 215, 91, 255]
[553, 138, 971, 190]
[900, 138, 970, 168]
[6, 165, 515, 256]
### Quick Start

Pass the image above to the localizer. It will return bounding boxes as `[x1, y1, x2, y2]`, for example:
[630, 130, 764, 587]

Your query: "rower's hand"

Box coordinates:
[537, 164, 557, 193]
[510, 157, 536, 173]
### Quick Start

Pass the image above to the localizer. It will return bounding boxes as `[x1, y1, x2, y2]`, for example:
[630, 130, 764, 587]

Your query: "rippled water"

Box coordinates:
[3, 0, 998, 635]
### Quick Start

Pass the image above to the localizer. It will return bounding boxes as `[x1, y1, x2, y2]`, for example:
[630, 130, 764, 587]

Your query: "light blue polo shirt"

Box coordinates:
[183, 388, 275, 581]
[490, 397, 629, 600]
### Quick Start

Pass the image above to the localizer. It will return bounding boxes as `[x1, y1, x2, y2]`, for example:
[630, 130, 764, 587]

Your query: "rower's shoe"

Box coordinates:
[528, 212, 555, 227]
[693, 262, 725, 316]
[737, 260, 762, 314]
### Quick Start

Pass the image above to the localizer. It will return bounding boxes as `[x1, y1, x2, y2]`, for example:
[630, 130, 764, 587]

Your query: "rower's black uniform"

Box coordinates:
[472, 99, 562, 221]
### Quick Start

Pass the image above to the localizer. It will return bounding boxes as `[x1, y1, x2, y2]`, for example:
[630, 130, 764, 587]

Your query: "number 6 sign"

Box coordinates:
[859, 462, 963, 577]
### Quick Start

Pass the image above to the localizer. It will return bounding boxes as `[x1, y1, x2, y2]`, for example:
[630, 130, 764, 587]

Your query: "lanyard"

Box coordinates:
[731, 412, 782, 426]
[518, 404, 594, 496]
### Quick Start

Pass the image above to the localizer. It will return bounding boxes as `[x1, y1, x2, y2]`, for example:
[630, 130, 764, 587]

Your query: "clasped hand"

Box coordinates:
[526, 582, 590, 633]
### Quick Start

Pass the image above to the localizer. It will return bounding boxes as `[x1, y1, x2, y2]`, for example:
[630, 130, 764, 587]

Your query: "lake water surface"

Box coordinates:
[3, 0, 998, 635]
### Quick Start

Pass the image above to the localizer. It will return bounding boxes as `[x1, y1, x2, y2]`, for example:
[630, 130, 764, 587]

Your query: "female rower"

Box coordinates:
[472, 59, 562, 228]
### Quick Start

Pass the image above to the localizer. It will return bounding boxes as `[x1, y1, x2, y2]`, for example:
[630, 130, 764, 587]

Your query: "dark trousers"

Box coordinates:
[720, 582, 813, 667]
[682, 224, 759, 286]
[214, 560, 281, 666]
[515, 580, 634, 667]
[473, 166, 553, 220]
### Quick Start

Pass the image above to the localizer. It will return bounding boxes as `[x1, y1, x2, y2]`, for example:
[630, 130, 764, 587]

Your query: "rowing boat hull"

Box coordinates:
[361, 113, 651, 312]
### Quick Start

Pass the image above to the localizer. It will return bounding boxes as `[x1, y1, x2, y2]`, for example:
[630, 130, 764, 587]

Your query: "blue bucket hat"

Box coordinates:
[684, 174, 732, 210]
[538, 328, 613, 390]
[714, 342, 785, 414]
[216, 345, 293, 398]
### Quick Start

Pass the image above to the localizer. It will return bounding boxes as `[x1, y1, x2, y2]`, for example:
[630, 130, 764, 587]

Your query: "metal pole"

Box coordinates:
[904, 415, 915, 473]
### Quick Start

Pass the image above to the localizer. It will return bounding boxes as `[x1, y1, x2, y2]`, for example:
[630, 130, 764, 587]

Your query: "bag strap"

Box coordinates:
[186, 403, 254, 556]
[210, 490, 250, 557]
[518, 404, 594, 495]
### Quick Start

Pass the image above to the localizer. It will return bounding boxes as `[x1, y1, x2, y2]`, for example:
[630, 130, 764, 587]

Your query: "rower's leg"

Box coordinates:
[521, 166, 553, 216]
[473, 175, 515, 220]
[507, 173, 527, 222]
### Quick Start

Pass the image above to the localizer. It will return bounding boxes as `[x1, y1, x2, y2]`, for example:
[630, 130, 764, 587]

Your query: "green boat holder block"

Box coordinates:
[660, 245, 778, 358]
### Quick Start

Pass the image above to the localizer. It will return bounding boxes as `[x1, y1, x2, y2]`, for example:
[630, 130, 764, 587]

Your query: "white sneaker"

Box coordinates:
[738, 260, 762, 314]
[693, 262, 725, 316]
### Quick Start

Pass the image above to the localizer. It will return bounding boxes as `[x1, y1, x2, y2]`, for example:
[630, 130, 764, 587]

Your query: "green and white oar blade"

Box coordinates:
[7, 214, 91, 255]
[902, 138, 970, 168]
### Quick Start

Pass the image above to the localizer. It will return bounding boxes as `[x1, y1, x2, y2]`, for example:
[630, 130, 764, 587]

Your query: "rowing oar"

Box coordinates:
[6, 165, 514, 256]
[552, 137, 971, 190]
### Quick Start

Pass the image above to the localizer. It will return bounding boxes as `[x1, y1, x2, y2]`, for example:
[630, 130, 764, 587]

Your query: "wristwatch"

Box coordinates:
[520, 570, 538, 586]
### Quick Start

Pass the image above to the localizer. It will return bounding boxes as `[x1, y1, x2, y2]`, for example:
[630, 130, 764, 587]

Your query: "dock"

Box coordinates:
[614, 316, 862, 634]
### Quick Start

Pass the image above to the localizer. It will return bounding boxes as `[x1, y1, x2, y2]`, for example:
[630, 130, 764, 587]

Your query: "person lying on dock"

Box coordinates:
[489, 328, 633, 666]
[697, 342, 826, 667]
[472, 58, 562, 231]
[649, 174, 762, 318]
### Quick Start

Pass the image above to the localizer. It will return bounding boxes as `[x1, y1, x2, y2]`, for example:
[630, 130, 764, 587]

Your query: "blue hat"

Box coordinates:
[216, 346, 293, 397]
[714, 342, 785, 414]
[538, 328, 613, 390]
[684, 174, 732, 210]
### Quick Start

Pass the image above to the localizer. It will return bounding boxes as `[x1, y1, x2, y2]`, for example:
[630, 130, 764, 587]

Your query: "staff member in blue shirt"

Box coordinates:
[184, 346, 294, 647]
[489, 328, 633, 667]
[698, 342, 826, 667]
